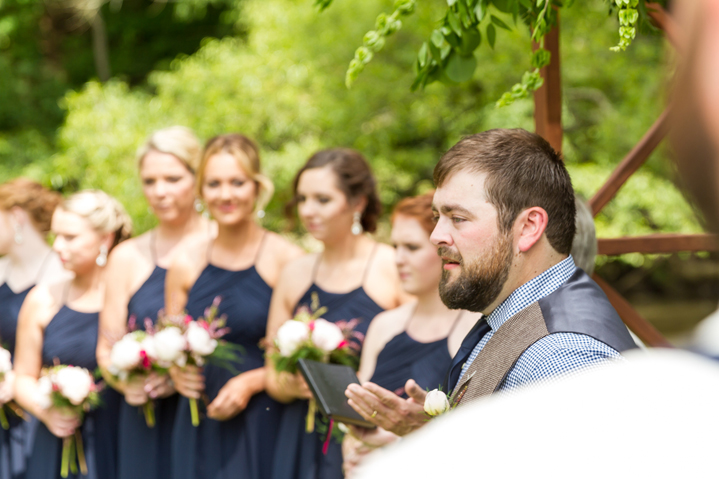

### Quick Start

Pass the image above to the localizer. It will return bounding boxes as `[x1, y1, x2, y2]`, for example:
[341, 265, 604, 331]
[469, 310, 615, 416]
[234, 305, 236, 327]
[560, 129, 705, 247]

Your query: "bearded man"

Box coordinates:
[343, 128, 637, 449]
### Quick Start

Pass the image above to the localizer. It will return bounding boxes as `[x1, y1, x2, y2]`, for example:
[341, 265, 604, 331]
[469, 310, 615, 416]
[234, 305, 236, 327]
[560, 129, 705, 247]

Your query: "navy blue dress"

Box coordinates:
[26, 305, 120, 479]
[118, 265, 178, 479]
[272, 250, 384, 479]
[0, 283, 34, 479]
[369, 312, 465, 398]
[171, 240, 285, 479]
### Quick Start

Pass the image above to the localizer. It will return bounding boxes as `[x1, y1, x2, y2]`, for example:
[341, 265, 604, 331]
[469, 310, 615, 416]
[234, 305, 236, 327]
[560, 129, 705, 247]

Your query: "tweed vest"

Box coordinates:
[450, 269, 636, 406]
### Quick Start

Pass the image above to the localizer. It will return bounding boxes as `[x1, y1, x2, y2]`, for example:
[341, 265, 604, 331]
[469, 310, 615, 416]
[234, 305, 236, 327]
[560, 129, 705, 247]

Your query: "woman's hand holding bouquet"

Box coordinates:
[34, 365, 101, 478]
[108, 317, 168, 427]
[0, 346, 28, 429]
[161, 297, 242, 426]
[271, 293, 362, 433]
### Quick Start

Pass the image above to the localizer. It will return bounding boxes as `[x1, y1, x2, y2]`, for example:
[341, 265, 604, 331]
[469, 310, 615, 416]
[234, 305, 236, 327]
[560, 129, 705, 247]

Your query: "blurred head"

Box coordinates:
[391, 192, 442, 296]
[197, 134, 273, 226]
[291, 148, 380, 243]
[571, 195, 597, 275]
[431, 129, 575, 312]
[52, 190, 132, 275]
[0, 179, 61, 255]
[671, 0, 719, 231]
[137, 126, 201, 225]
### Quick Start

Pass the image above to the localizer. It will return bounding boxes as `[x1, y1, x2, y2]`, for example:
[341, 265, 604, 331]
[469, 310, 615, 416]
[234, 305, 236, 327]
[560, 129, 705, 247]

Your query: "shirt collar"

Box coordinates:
[485, 255, 577, 332]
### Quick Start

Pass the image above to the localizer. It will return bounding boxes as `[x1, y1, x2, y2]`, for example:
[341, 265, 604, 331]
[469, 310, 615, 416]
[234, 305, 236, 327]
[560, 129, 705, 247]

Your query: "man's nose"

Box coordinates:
[430, 218, 452, 247]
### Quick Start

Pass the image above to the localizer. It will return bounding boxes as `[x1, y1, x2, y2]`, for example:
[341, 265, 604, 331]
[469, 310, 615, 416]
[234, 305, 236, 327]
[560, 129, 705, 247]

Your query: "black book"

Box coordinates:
[297, 359, 376, 429]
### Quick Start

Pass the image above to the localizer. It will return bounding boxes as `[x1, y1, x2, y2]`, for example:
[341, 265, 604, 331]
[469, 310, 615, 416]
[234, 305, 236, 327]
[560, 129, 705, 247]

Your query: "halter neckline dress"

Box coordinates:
[26, 287, 121, 479]
[118, 231, 179, 479]
[0, 255, 52, 479]
[272, 246, 384, 479]
[171, 233, 285, 479]
[369, 308, 464, 398]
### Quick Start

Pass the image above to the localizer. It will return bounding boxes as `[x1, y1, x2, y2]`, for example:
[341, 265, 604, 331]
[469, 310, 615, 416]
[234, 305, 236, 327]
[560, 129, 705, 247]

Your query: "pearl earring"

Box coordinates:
[96, 245, 108, 267]
[256, 210, 266, 219]
[351, 212, 363, 236]
[13, 223, 23, 245]
[194, 198, 204, 213]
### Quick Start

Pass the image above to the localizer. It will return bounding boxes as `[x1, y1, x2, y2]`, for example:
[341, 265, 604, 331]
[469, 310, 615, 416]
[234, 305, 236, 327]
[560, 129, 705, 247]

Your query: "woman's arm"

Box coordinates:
[14, 286, 81, 437]
[97, 242, 144, 401]
[264, 257, 313, 404]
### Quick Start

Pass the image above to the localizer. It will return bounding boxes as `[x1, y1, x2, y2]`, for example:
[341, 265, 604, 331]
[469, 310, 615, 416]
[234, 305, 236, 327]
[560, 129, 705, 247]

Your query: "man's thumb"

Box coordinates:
[405, 379, 427, 404]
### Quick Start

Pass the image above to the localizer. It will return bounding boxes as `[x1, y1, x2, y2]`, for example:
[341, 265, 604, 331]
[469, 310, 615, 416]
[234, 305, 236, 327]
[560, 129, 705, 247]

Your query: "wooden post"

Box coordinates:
[533, 20, 562, 153]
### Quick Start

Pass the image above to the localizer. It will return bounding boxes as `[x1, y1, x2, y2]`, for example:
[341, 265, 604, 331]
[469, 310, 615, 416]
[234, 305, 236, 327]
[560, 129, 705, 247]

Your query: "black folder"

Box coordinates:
[297, 359, 376, 429]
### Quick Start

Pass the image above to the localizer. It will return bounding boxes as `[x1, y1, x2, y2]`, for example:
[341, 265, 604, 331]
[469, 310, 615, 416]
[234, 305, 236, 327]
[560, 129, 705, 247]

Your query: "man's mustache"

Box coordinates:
[437, 246, 462, 264]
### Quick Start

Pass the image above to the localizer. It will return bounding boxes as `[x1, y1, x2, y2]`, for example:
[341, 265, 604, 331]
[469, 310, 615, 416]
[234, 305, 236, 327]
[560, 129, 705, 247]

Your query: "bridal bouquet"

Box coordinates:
[154, 297, 242, 426]
[34, 365, 101, 478]
[108, 317, 163, 427]
[271, 293, 363, 432]
[0, 346, 27, 430]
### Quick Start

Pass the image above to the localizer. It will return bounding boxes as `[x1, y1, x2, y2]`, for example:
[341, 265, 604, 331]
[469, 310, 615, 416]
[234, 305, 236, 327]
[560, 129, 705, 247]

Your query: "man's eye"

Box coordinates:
[452, 217, 465, 224]
[432, 215, 439, 223]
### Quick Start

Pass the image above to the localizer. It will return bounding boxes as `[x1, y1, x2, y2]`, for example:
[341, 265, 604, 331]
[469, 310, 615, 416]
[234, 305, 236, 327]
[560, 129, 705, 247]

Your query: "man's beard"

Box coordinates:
[438, 232, 513, 313]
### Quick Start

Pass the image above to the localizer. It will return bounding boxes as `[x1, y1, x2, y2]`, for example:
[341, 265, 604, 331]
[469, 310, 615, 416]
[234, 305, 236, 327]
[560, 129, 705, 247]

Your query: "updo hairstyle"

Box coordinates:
[391, 191, 436, 235]
[61, 190, 133, 249]
[0, 178, 61, 233]
[291, 148, 381, 233]
[197, 134, 274, 213]
[136, 126, 202, 173]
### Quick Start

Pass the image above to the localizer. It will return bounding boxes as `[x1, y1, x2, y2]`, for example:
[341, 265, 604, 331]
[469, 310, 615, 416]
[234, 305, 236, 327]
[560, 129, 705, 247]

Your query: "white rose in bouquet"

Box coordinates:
[140, 336, 157, 360]
[56, 367, 94, 406]
[276, 320, 310, 357]
[424, 389, 450, 416]
[311, 319, 344, 352]
[0, 348, 11, 376]
[109, 336, 142, 374]
[34, 375, 53, 409]
[154, 327, 187, 366]
[186, 322, 218, 356]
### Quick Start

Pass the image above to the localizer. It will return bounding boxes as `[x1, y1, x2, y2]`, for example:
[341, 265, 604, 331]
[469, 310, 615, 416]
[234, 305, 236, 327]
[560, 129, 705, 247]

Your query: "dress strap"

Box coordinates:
[402, 303, 419, 331]
[361, 243, 379, 285]
[311, 254, 322, 283]
[446, 311, 465, 338]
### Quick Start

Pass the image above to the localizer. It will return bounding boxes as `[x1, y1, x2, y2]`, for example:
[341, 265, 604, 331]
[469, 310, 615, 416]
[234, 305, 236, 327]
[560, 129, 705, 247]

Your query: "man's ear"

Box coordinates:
[515, 207, 549, 253]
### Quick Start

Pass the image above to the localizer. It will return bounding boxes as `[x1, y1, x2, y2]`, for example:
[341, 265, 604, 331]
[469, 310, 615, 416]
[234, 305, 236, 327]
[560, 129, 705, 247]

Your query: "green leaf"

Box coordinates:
[444, 32, 461, 49]
[460, 28, 481, 55]
[429, 41, 443, 62]
[487, 23, 496, 48]
[490, 14, 511, 31]
[445, 52, 476, 83]
[431, 29, 445, 47]
[447, 10, 463, 37]
[418, 42, 429, 68]
[474, 1, 486, 21]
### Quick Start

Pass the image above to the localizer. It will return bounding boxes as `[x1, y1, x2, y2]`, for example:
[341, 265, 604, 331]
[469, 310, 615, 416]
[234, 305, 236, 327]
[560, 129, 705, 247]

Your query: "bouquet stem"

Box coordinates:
[306, 398, 316, 433]
[143, 401, 156, 428]
[0, 407, 8, 430]
[61, 437, 71, 478]
[75, 430, 88, 475]
[190, 398, 199, 427]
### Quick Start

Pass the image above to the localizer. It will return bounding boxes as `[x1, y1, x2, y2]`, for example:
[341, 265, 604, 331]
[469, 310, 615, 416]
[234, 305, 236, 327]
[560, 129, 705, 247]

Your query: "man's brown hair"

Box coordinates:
[433, 129, 576, 254]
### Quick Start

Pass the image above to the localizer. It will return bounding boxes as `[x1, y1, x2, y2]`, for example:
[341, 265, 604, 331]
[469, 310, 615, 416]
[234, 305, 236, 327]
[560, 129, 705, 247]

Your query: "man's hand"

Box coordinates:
[345, 379, 429, 436]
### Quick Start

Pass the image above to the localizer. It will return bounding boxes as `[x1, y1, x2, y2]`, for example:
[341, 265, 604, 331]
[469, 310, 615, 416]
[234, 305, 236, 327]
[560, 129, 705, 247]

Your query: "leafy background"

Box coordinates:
[0, 0, 714, 337]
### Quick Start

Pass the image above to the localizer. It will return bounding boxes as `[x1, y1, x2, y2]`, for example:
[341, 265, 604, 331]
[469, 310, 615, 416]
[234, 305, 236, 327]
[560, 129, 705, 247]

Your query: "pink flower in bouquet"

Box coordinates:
[311, 319, 345, 352]
[275, 320, 310, 356]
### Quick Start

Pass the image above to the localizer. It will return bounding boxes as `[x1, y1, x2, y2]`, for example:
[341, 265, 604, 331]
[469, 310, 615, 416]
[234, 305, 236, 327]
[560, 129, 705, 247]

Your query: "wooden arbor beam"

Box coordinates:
[534, 20, 562, 153]
[598, 234, 719, 255]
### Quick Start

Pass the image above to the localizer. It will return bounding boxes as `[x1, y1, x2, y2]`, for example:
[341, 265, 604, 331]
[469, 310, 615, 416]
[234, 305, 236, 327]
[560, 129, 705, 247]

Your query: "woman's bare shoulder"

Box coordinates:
[22, 282, 64, 327]
[265, 232, 305, 264]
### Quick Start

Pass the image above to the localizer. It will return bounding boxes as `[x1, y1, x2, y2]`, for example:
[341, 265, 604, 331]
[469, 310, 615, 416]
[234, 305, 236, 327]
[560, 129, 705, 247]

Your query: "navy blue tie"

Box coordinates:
[444, 316, 491, 391]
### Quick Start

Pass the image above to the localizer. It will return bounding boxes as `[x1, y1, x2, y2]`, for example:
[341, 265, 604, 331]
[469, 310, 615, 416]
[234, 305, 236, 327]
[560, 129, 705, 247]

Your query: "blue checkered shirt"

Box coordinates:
[456, 255, 623, 392]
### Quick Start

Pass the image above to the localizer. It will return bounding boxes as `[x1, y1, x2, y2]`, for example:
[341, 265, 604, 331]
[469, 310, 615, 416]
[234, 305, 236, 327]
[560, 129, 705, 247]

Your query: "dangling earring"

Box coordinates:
[13, 223, 23, 245]
[351, 212, 363, 236]
[256, 209, 266, 219]
[194, 198, 204, 213]
[96, 245, 108, 267]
